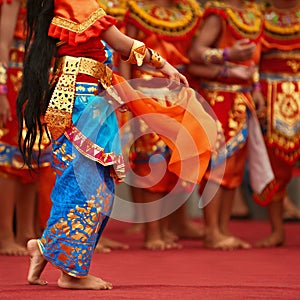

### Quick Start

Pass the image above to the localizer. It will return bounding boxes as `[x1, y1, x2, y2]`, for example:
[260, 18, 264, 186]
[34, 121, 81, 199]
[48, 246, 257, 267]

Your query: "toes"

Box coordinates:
[144, 240, 166, 251]
[29, 278, 48, 285]
[165, 242, 182, 250]
[95, 245, 112, 253]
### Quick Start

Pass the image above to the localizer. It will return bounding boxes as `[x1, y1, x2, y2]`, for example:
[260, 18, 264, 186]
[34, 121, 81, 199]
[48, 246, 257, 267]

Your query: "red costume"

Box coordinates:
[123, 0, 203, 192]
[260, 2, 300, 201]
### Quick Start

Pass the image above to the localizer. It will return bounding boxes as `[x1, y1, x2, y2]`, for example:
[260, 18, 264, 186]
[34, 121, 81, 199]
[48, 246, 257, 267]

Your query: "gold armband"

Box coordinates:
[148, 48, 166, 69]
[201, 48, 228, 65]
[124, 40, 147, 66]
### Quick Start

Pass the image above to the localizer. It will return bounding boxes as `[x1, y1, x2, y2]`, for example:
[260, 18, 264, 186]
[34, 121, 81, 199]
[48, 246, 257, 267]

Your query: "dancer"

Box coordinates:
[188, 0, 266, 250]
[119, 0, 204, 250]
[17, 0, 213, 289]
[256, 0, 300, 246]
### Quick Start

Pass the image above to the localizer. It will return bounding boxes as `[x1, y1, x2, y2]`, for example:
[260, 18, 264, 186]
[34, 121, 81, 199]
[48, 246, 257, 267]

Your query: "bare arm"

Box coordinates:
[189, 14, 256, 66]
[118, 23, 139, 80]
[102, 25, 188, 86]
[188, 63, 220, 79]
[188, 14, 222, 64]
[188, 62, 255, 81]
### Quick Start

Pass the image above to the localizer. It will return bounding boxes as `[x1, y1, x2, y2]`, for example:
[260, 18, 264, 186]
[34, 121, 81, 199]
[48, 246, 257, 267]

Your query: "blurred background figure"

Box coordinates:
[188, 0, 269, 250]
[0, 0, 54, 255]
[256, 0, 300, 246]
[119, 0, 204, 250]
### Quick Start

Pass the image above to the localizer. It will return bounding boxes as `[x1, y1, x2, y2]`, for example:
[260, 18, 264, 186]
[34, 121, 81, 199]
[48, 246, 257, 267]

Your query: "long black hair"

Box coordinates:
[16, 0, 56, 168]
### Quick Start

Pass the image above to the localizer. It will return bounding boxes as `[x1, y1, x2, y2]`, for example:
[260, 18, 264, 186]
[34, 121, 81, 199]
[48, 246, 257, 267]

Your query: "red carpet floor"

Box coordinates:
[1, 220, 300, 300]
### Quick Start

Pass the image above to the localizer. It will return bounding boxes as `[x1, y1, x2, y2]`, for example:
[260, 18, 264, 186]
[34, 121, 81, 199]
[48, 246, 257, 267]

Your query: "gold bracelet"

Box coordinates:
[148, 48, 166, 69]
[253, 68, 260, 83]
[0, 62, 7, 85]
[124, 40, 147, 66]
[201, 48, 224, 65]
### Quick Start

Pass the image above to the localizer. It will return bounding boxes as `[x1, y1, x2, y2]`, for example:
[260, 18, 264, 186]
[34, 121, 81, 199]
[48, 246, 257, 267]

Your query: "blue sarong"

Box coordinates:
[38, 82, 122, 277]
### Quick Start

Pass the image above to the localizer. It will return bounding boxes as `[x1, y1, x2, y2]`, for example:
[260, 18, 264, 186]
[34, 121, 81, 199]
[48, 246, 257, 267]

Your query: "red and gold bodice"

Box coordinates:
[124, 0, 202, 70]
[50, 0, 117, 59]
[260, 2, 300, 164]
[203, 1, 263, 65]
[261, 2, 300, 74]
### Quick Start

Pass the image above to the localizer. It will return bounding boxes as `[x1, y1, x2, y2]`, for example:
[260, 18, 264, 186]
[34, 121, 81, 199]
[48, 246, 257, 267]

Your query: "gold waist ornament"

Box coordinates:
[44, 56, 113, 139]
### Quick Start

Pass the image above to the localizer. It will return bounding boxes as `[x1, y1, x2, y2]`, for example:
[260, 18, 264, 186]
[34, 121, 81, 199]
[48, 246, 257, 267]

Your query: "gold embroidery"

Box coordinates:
[263, 51, 300, 60]
[206, 1, 263, 39]
[9, 71, 23, 92]
[201, 81, 252, 92]
[228, 94, 247, 137]
[45, 56, 114, 139]
[51, 8, 106, 33]
[45, 73, 77, 140]
[207, 91, 224, 106]
[276, 82, 299, 126]
[264, 6, 300, 36]
[266, 81, 300, 163]
[287, 60, 300, 73]
[127, 0, 202, 37]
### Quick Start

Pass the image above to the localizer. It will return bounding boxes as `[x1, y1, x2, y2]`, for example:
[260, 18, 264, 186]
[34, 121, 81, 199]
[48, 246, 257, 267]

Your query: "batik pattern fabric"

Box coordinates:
[39, 81, 120, 277]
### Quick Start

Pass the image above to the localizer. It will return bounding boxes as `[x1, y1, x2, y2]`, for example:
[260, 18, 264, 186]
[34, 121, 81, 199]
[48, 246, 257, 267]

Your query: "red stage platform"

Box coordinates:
[0, 220, 300, 299]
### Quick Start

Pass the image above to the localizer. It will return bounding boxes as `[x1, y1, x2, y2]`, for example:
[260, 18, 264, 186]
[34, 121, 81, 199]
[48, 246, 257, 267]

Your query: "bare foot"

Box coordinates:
[58, 272, 113, 290]
[95, 244, 111, 253]
[27, 239, 48, 285]
[144, 239, 166, 250]
[16, 235, 36, 248]
[283, 196, 300, 221]
[161, 230, 182, 250]
[101, 237, 129, 250]
[161, 228, 179, 243]
[232, 237, 252, 249]
[172, 221, 205, 240]
[0, 238, 28, 256]
[164, 240, 183, 250]
[125, 223, 144, 234]
[205, 233, 251, 251]
[256, 231, 285, 248]
[95, 237, 129, 253]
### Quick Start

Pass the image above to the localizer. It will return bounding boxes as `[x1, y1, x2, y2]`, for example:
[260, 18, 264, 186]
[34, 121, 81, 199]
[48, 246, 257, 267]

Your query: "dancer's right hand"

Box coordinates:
[160, 61, 189, 87]
[228, 39, 256, 61]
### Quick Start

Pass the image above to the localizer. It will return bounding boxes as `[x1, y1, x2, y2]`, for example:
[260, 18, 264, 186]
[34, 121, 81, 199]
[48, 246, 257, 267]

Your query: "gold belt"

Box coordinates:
[45, 56, 113, 140]
[200, 81, 252, 92]
[55, 55, 113, 88]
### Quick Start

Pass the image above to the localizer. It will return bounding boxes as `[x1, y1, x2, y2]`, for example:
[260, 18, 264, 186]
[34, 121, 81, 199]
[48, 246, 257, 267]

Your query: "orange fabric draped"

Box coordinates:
[111, 74, 217, 184]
